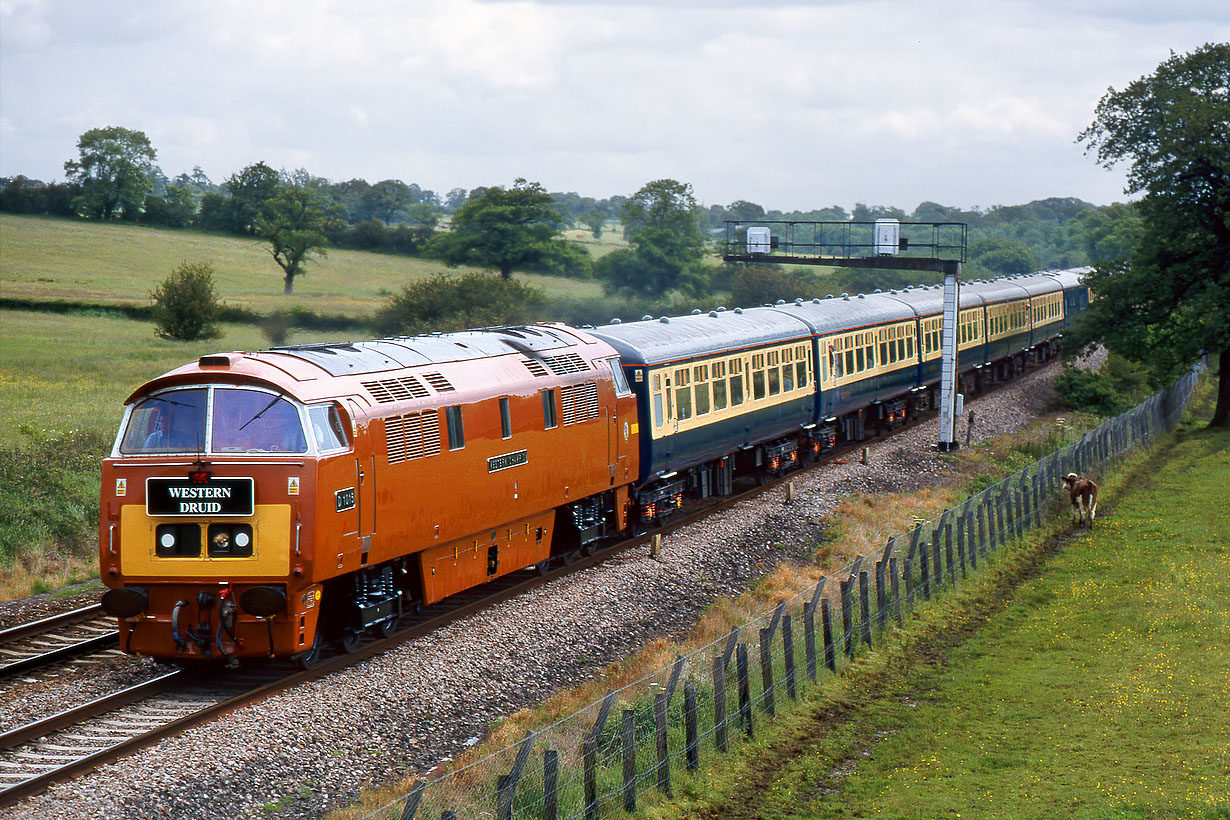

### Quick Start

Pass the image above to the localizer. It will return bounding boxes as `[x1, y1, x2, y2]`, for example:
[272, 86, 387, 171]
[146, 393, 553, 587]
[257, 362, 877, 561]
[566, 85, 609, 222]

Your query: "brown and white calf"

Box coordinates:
[1062, 473, 1098, 527]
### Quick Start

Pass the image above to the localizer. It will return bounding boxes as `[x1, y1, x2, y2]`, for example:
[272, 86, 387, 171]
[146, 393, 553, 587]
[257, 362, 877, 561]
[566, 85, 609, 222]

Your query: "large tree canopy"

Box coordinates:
[255, 186, 329, 294]
[599, 178, 708, 296]
[63, 126, 157, 220]
[430, 179, 571, 279]
[1074, 42, 1230, 426]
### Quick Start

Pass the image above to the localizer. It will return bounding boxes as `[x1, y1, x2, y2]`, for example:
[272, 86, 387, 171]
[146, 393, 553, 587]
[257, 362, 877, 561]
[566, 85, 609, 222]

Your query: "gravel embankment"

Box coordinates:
[6, 365, 1063, 820]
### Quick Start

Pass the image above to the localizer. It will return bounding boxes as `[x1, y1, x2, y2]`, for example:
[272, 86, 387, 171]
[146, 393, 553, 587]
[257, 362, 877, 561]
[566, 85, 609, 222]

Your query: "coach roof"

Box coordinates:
[586, 307, 812, 366]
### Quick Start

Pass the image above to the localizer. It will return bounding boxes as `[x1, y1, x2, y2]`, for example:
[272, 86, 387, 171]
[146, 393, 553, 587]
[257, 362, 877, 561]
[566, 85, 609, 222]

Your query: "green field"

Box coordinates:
[652, 429, 1229, 820]
[0, 212, 603, 315]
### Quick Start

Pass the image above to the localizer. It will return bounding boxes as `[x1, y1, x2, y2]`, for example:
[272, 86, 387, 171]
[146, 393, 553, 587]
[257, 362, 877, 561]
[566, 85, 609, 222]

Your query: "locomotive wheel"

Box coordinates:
[534, 559, 550, 576]
[336, 628, 362, 654]
[374, 616, 398, 638]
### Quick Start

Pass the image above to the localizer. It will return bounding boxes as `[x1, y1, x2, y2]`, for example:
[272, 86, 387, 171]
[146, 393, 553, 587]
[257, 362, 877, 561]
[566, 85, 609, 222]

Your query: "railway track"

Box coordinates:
[0, 361, 1047, 809]
[0, 605, 118, 680]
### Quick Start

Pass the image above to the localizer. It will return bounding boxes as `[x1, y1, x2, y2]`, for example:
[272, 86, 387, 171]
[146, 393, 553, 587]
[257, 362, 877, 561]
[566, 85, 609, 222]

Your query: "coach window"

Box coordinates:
[751, 353, 767, 400]
[446, 406, 465, 450]
[499, 398, 512, 440]
[651, 374, 664, 428]
[542, 389, 558, 430]
[730, 358, 745, 406]
[712, 361, 728, 411]
[796, 349, 809, 388]
[693, 364, 710, 415]
[766, 350, 781, 395]
[675, 367, 692, 420]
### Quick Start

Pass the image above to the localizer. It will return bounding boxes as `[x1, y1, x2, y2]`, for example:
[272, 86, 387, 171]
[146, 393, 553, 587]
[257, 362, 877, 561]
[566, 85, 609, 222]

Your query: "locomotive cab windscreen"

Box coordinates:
[118, 386, 349, 455]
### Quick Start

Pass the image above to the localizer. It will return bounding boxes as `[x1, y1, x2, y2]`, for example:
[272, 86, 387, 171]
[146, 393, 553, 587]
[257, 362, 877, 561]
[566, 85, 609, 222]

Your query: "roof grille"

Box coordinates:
[385, 410, 441, 464]
[561, 382, 599, 426]
[362, 376, 430, 404]
[421, 372, 455, 392]
[542, 353, 589, 376]
[522, 358, 549, 378]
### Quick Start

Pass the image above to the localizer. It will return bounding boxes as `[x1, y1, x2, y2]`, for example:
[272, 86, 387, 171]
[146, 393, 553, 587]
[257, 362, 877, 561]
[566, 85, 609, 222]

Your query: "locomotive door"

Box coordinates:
[346, 399, 377, 559]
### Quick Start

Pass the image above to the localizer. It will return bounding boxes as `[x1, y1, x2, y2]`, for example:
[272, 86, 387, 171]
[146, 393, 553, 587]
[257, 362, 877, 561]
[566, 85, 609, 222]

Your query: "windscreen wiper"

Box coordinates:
[239, 395, 283, 431]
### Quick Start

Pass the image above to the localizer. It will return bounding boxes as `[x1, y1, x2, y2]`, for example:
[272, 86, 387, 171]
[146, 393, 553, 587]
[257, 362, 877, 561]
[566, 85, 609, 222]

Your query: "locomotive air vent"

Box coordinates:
[541, 353, 590, 375]
[422, 372, 455, 392]
[691, 309, 701, 315]
[362, 376, 430, 403]
[610, 318, 622, 324]
[523, 358, 549, 378]
[642, 315, 653, 321]
[709, 311, 718, 318]
[199, 355, 231, 368]
[734, 308, 743, 314]
[659, 317, 670, 324]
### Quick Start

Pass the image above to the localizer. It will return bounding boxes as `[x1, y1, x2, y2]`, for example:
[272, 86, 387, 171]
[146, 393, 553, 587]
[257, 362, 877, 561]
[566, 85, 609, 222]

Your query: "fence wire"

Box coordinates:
[359, 364, 1202, 820]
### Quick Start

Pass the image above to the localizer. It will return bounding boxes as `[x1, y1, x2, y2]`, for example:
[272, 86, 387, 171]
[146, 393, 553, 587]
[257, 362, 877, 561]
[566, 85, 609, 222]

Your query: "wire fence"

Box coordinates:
[359, 364, 1203, 820]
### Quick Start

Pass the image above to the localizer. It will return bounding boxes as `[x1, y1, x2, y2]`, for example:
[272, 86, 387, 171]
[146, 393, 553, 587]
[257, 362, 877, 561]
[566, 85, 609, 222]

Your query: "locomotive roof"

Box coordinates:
[251, 324, 587, 378]
[585, 307, 812, 366]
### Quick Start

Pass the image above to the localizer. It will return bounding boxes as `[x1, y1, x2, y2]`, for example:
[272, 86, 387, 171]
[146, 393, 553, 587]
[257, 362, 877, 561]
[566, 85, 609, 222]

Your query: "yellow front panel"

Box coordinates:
[119, 504, 291, 578]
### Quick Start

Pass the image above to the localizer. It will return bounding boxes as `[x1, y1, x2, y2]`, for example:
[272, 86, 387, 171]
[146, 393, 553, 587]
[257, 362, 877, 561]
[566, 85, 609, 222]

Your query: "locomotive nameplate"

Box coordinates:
[146, 477, 254, 517]
[488, 449, 528, 473]
[335, 487, 356, 512]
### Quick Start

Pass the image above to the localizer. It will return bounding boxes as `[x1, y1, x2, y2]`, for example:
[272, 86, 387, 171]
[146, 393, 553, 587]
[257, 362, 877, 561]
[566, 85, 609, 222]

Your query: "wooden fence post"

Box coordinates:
[737, 644, 753, 737]
[859, 570, 872, 649]
[621, 710, 636, 813]
[956, 512, 967, 578]
[583, 738, 597, 820]
[654, 690, 670, 796]
[932, 529, 943, 591]
[803, 601, 817, 683]
[397, 780, 425, 820]
[759, 627, 776, 717]
[544, 750, 558, 820]
[821, 599, 836, 672]
[944, 517, 956, 585]
[840, 577, 854, 658]
[890, 555, 902, 626]
[496, 732, 536, 820]
[783, 614, 797, 700]
[684, 679, 699, 770]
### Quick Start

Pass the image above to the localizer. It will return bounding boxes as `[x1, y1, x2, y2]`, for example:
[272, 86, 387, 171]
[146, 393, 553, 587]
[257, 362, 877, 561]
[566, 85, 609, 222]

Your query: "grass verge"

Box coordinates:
[646, 426, 1229, 820]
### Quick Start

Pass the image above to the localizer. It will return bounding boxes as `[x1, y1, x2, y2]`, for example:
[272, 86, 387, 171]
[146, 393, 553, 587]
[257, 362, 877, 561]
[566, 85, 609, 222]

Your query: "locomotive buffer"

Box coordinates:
[722, 219, 968, 450]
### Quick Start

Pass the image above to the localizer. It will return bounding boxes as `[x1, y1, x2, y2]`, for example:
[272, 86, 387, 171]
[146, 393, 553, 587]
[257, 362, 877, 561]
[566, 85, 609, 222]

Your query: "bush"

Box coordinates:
[1054, 354, 1151, 416]
[0, 426, 110, 565]
[371, 271, 546, 336]
[150, 261, 223, 341]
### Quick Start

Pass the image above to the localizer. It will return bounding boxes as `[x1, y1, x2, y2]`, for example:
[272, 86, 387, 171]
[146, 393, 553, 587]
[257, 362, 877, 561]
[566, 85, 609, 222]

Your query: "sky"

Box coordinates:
[1, 0, 1227, 214]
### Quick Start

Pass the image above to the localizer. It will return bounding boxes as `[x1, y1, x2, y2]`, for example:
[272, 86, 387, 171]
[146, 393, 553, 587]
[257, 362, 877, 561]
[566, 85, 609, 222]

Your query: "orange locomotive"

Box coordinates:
[99, 324, 638, 667]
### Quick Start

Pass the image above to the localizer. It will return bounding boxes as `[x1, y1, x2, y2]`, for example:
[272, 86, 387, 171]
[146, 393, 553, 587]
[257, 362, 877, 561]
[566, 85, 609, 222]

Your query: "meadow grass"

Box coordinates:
[645, 427, 1229, 820]
[0, 213, 602, 315]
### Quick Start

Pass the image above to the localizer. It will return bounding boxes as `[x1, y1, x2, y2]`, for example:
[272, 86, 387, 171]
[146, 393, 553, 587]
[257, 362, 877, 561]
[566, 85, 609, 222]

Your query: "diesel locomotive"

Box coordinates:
[99, 270, 1087, 667]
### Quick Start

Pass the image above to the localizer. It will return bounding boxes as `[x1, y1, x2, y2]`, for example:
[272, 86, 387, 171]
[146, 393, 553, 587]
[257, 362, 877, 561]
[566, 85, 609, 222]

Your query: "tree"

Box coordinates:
[372, 271, 545, 336]
[223, 161, 281, 234]
[1075, 43, 1230, 426]
[1070, 203, 1145, 264]
[366, 179, 414, 224]
[582, 206, 607, 238]
[255, 187, 329, 293]
[601, 179, 708, 296]
[429, 179, 570, 279]
[63, 126, 157, 219]
[151, 261, 223, 341]
[969, 236, 1038, 276]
